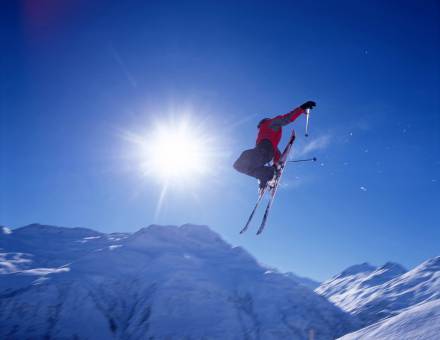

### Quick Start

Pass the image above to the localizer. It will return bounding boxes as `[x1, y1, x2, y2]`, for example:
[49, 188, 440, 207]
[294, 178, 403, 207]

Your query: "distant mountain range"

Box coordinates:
[0, 224, 358, 340]
[315, 256, 440, 339]
[316, 257, 440, 325]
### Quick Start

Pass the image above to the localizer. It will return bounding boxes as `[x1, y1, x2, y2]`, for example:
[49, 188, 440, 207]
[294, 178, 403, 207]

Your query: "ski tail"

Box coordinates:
[256, 196, 273, 235]
[239, 187, 267, 234]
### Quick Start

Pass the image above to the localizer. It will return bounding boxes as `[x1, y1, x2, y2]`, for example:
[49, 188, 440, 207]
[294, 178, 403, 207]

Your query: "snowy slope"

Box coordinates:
[338, 299, 440, 340]
[316, 257, 440, 324]
[284, 272, 320, 290]
[0, 223, 359, 340]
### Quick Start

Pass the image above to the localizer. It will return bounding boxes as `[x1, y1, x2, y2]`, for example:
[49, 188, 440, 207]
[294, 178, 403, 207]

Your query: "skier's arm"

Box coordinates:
[269, 107, 305, 129]
[269, 101, 316, 129]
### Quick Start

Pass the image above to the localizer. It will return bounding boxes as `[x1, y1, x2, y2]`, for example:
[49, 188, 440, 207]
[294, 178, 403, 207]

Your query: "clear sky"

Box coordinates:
[1, 0, 439, 281]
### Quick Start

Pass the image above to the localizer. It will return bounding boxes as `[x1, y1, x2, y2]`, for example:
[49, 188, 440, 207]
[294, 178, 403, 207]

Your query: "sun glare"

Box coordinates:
[122, 111, 224, 217]
[147, 126, 208, 181]
[132, 116, 216, 186]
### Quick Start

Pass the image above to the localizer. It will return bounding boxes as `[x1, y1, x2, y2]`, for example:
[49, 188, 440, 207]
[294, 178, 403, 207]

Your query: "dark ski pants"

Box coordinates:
[233, 140, 275, 183]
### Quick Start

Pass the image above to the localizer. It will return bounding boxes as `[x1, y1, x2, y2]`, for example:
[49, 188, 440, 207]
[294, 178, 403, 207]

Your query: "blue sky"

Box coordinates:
[1, 0, 439, 281]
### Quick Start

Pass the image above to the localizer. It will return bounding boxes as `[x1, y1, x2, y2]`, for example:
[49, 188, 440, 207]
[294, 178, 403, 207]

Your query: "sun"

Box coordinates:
[145, 122, 209, 182]
[127, 116, 216, 186]
[121, 112, 223, 217]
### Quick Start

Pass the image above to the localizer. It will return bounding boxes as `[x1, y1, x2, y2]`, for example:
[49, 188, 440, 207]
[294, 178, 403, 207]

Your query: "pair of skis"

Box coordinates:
[240, 129, 297, 235]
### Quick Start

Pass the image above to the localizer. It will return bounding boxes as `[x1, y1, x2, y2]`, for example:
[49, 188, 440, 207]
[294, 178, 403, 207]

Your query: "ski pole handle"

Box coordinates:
[305, 109, 310, 137]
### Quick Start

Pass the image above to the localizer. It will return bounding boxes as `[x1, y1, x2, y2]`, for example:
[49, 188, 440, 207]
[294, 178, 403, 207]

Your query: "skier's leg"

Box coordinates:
[233, 146, 271, 177]
[233, 149, 258, 175]
[250, 165, 275, 185]
[250, 140, 275, 186]
[233, 140, 275, 185]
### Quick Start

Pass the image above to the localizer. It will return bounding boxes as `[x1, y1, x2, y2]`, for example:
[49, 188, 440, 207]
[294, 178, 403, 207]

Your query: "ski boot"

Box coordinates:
[266, 163, 281, 189]
[258, 165, 279, 192]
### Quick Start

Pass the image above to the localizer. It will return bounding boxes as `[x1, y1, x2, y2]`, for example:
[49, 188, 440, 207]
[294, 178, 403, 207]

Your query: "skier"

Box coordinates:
[233, 101, 316, 189]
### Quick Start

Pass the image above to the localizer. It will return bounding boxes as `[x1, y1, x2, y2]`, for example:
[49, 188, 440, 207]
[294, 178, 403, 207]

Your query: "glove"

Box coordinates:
[300, 101, 316, 110]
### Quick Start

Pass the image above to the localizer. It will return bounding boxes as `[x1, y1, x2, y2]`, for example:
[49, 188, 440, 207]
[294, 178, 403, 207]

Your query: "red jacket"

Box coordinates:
[256, 106, 305, 162]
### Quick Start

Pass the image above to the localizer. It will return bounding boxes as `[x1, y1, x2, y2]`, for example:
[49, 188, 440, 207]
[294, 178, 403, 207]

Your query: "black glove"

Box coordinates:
[300, 101, 316, 110]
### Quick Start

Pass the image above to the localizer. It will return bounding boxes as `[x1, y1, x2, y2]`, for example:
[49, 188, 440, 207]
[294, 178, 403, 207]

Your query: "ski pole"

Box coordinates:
[287, 157, 317, 163]
[305, 108, 310, 137]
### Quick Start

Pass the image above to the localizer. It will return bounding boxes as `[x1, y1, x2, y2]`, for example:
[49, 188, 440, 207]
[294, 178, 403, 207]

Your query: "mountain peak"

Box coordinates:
[416, 256, 440, 272]
[359, 262, 407, 288]
[135, 224, 178, 234]
[317, 256, 440, 325]
[381, 261, 404, 269]
[378, 262, 407, 273]
[339, 262, 376, 277]
[179, 223, 211, 232]
[133, 223, 223, 241]
[16, 223, 101, 236]
[179, 223, 225, 242]
[127, 223, 228, 254]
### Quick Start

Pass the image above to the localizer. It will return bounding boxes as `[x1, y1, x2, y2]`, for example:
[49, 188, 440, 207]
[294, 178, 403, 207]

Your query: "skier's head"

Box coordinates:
[257, 118, 270, 129]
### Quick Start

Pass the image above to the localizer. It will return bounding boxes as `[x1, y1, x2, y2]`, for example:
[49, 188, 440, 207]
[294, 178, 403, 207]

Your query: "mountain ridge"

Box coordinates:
[0, 223, 359, 340]
[316, 256, 439, 325]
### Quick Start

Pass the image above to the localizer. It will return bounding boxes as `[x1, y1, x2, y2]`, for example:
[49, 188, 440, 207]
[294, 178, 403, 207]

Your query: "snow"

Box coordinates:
[83, 236, 101, 240]
[0, 223, 359, 339]
[316, 258, 440, 324]
[0, 252, 33, 274]
[283, 272, 320, 290]
[2, 227, 12, 235]
[78, 235, 102, 243]
[21, 266, 71, 276]
[339, 299, 440, 340]
[108, 245, 123, 250]
[32, 276, 50, 285]
[2, 223, 438, 339]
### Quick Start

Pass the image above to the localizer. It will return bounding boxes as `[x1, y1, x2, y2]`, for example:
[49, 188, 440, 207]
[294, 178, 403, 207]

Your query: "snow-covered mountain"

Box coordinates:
[338, 299, 440, 340]
[0, 224, 126, 271]
[284, 272, 320, 290]
[316, 257, 440, 325]
[0, 223, 359, 340]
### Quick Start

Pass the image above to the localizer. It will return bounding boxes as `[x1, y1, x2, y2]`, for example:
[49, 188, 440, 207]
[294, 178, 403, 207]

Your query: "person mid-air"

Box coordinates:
[233, 101, 316, 189]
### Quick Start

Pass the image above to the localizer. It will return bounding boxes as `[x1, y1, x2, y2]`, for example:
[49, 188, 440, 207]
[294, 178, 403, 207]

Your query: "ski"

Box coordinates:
[240, 129, 296, 234]
[239, 186, 267, 234]
[256, 174, 281, 235]
[256, 130, 296, 235]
